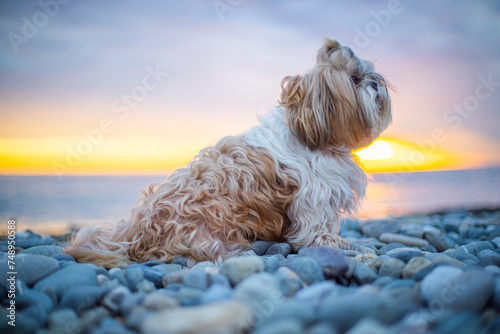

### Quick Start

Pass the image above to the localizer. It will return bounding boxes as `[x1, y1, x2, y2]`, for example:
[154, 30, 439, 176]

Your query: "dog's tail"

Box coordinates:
[63, 220, 137, 269]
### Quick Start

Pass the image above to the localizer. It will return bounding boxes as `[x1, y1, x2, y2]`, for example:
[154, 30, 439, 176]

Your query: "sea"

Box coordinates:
[1, 168, 499, 234]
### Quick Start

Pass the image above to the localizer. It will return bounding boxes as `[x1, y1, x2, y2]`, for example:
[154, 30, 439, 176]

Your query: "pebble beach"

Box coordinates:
[1, 208, 500, 334]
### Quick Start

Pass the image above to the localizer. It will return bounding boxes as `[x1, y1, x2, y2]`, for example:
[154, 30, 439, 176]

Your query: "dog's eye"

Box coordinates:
[350, 75, 360, 85]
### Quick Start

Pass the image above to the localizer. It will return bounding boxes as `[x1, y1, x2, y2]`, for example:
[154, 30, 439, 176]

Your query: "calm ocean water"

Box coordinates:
[1, 168, 499, 234]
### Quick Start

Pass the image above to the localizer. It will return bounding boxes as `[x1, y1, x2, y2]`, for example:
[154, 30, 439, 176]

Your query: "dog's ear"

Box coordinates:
[316, 37, 341, 63]
[280, 74, 331, 150]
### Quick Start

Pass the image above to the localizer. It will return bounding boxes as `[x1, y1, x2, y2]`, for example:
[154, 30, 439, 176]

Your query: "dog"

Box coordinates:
[64, 37, 392, 268]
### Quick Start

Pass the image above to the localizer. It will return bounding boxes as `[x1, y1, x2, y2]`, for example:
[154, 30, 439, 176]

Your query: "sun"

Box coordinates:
[356, 139, 395, 161]
[354, 137, 461, 173]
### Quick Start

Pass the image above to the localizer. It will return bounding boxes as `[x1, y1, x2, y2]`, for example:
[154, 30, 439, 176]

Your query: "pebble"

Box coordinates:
[250, 241, 276, 255]
[420, 266, 463, 305]
[142, 300, 251, 334]
[361, 221, 400, 238]
[47, 309, 82, 333]
[446, 269, 496, 312]
[34, 263, 97, 298]
[353, 263, 378, 285]
[200, 283, 233, 304]
[60, 286, 109, 314]
[183, 270, 208, 290]
[354, 253, 382, 270]
[52, 253, 76, 262]
[379, 233, 429, 248]
[280, 257, 325, 285]
[298, 247, 349, 277]
[266, 242, 291, 257]
[253, 318, 304, 334]
[477, 249, 500, 267]
[385, 248, 424, 264]
[234, 272, 283, 311]
[0, 254, 60, 287]
[142, 290, 179, 310]
[402, 257, 432, 279]
[219, 256, 264, 285]
[424, 232, 456, 252]
[19, 245, 62, 257]
[379, 258, 405, 278]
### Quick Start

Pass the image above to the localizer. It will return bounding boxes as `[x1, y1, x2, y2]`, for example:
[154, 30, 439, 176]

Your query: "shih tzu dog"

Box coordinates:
[64, 37, 392, 268]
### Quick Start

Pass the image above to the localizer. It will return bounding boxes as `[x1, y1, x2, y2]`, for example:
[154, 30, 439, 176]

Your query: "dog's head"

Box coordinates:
[280, 37, 392, 151]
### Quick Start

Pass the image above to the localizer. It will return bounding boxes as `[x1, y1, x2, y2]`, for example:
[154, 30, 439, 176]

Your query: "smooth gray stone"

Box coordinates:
[446, 269, 496, 312]
[93, 317, 135, 334]
[11, 238, 48, 249]
[304, 321, 338, 334]
[386, 248, 424, 264]
[250, 241, 277, 255]
[183, 270, 208, 290]
[477, 249, 500, 267]
[125, 266, 144, 290]
[20, 303, 48, 326]
[119, 292, 146, 317]
[234, 273, 283, 311]
[319, 293, 409, 332]
[372, 276, 396, 288]
[493, 278, 500, 311]
[109, 268, 127, 285]
[424, 233, 456, 252]
[15, 312, 41, 334]
[152, 263, 182, 274]
[19, 245, 62, 257]
[381, 279, 416, 291]
[420, 266, 463, 304]
[456, 241, 494, 256]
[178, 286, 204, 306]
[298, 247, 349, 277]
[34, 263, 97, 298]
[60, 286, 109, 315]
[280, 257, 325, 285]
[431, 312, 483, 334]
[378, 243, 407, 255]
[208, 273, 230, 287]
[266, 243, 291, 257]
[361, 221, 400, 238]
[102, 286, 133, 314]
[253, 318, 304, 334]
[379, 258, 405, 278]
[191, 261, 217, 271]
[0, 254, 60, 287]
[220, 256, 264, 285]
[47, 309, 82, 332]
[16, 287, 54, 311]
[261, 299, 316, 327]
[200, 284, 233, 304]
[52, 253, 76, 262]
[264, 256, 280, 273]
[353, 263, 378, 285]
[140, 260, 165, 267]
[379, 233, 428, 248]
[295, 281, 342, 307]
[80, 306, 111, 327]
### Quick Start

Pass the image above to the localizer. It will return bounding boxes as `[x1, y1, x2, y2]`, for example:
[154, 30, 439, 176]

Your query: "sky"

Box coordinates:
[1, 0, 499, 176]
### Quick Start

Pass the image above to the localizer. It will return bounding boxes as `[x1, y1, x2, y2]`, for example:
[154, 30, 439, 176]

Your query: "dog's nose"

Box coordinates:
[369, 81, 378, 90]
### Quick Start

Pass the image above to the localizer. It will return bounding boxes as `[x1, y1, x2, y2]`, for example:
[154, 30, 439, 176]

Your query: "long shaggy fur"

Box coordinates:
[64, 37, 392, 268]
